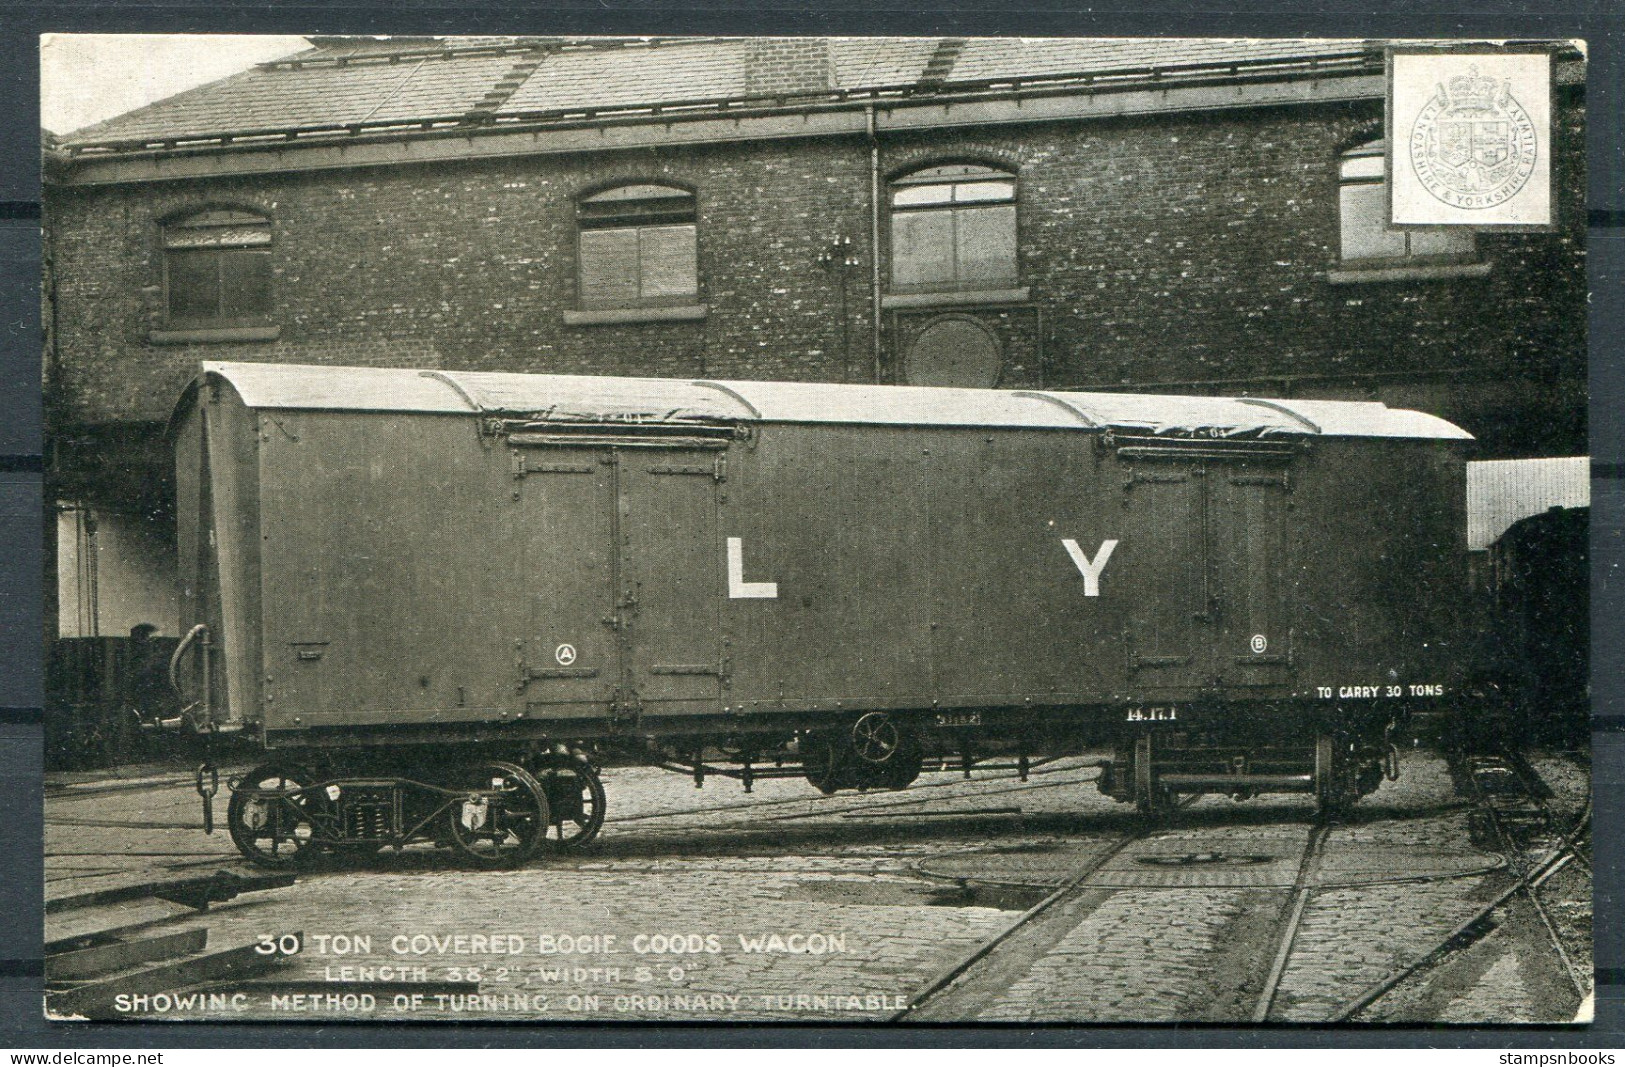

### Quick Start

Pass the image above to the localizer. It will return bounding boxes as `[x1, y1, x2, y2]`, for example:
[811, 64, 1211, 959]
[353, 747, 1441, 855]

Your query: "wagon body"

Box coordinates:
[172, 363, 1470, 753]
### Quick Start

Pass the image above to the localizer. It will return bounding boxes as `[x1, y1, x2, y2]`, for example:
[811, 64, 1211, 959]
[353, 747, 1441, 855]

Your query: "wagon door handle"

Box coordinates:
[1193, 595, 1223, 623]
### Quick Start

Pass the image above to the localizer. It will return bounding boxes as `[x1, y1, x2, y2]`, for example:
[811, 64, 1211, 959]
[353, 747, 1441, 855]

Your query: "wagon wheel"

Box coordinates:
[877, 739, 924, 790]
[800, 732, 845, 795]
[861, 718, 922, 790]
[851, 713, 900, 764]
[529, 754, 607, 849]
[1132, 736, 1168, 819]
[227, 763, 323, 869]
[444, 760, 550, 868]
[1313, 734, 1355, 818]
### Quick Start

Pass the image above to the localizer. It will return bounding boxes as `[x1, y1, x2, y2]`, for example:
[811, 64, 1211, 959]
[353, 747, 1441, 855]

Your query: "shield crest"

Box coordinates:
[1438, 118, 1511, 170]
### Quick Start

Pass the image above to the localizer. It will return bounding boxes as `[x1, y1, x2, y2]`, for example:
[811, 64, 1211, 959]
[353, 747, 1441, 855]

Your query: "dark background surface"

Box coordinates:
[1, 0, 1620, 1048]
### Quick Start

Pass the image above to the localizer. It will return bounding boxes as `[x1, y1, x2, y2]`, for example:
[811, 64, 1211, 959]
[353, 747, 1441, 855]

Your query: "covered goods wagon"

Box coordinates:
[169, 362, 1471, 866]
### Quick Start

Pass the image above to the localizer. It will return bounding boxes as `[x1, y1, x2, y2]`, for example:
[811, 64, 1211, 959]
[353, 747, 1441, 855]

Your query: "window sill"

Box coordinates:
[563, 304, 707, 326]
[1325, 261, 1493, 285]
[149, 325, 281, 345]
[881, 287, 1030, 310]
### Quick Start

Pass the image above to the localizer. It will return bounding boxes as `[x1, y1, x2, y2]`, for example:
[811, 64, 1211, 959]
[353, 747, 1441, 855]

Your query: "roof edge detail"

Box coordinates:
[177, 362, 1475, 442]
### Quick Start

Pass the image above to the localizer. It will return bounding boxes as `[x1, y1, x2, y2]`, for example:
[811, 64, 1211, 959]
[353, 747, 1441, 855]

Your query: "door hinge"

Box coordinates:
[1229, 472, 1292, 490]
[1121, 469, 1189, 506]
[1124, 631, 1191, 673]
[527, 667, 601, 681]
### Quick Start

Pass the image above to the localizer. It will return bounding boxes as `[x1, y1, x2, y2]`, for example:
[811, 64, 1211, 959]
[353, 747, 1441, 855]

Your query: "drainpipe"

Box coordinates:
[867, 103, 883, 384]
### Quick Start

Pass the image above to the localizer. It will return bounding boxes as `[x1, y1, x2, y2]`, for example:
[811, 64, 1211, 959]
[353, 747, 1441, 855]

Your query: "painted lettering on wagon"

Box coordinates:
[1315, 685, 1447, 699]
[726, 537, 778, 599]
[1062, 538, 1119, 597]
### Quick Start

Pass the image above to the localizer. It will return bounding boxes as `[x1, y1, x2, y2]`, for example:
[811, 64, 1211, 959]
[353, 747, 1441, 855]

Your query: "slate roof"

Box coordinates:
[62, 35, 1380, 150]
[498, 40, 752, 113]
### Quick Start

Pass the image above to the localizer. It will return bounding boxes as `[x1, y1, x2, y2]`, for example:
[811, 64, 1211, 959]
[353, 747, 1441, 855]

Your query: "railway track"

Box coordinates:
[889, 822, 1154, 1020]
[893, 742, 1590, 1025]
[44, 871, 301, 1020]
[1251, 821, 1332, 1022]
[894, 802, 1347, 1024]
[43, 744, 1588, 1024]
[891, 794, 1207, 1022]
[1324, 748, 1591, 1022]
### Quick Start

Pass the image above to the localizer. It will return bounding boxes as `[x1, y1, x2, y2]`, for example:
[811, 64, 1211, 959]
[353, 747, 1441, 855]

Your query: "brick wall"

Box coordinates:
[44, 94, 1587, 457]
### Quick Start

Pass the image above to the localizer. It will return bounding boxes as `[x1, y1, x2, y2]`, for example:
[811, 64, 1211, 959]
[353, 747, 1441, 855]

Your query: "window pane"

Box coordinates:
[896, 164, 1011, 183]
[165, 225, 272, 250]
[954, 180, 1015, 203]
[1339, 153, 1385, 181]
[580, 201, 695, 228]
[167, 249, 220, 322]
[956, 204, 1018, 285]
[892, 210, 955, 288]
[638, 225, 698, 301]
[1407, 226, 1476, 259]
[582, 184, 689, 204]
[219, 249, 272, 321]
[893, 184, 955, 207]
[1339, 183, 1407, 262]
[578, 228, 641, 307]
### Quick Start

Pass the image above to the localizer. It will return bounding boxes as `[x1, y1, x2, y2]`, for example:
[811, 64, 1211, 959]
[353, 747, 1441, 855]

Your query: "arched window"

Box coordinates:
[1339, 141, 1475, 266]
[576, 184, 698, 310]
[162, 209, 273, 329]
[890, 164, 1017, 292]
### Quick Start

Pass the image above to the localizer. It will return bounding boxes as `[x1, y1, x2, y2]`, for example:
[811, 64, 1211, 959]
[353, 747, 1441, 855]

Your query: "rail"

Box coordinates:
[1251, 821, 1332, 1021]
[890, 829, 1147, 1020]
[1324, 753, 1591, 1022]
[1459, 751, 1589, 1000]
[891, 793, 1200, 1021]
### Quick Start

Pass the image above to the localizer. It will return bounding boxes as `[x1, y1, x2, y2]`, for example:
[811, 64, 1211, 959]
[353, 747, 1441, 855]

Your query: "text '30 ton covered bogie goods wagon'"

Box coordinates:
[169, 362, 1471, 867]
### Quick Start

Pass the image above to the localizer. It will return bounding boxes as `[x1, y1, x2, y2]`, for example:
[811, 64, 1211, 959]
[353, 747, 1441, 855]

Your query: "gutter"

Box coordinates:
[51, 53, 1584, 188]
[56, 61, 1395, 187]
[867, 103, 882, 385]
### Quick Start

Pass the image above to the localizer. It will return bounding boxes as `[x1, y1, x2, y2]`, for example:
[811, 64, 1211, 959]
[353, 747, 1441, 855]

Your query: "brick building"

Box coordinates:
[43, 35, 1587, 642]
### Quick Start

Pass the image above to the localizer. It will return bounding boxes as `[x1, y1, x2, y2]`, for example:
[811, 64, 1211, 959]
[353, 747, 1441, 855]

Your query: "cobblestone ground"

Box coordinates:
[980, 888, 1249, 1022]
[1271, 879, 1490, 1020]
[43, 747, 1590, 1026]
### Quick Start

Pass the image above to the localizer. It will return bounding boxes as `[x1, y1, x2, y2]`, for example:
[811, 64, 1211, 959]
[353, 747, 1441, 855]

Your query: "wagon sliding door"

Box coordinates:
[514, 446, 618, 716]
[514, 438, 724, 722]
[1116, 444, 1298, 692]
[1207, 458, 1295, 686]
[1117, 461, 1207, 690]
[618, 449, 724, 716]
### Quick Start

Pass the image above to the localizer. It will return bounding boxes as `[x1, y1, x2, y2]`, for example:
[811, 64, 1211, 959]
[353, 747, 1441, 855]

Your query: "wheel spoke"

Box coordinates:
[526, 755, 606, 849]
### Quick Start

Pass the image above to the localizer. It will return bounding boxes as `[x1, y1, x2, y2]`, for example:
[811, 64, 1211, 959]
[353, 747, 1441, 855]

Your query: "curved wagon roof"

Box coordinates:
[184, 361, 1472, 441]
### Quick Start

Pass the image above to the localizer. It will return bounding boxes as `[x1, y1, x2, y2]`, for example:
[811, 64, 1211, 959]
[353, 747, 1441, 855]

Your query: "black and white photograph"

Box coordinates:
[37, 32, 1592, 1028]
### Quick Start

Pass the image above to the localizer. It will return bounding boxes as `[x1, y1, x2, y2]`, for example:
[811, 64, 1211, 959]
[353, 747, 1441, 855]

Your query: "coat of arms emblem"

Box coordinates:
[1409, 64, 1539, 209]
